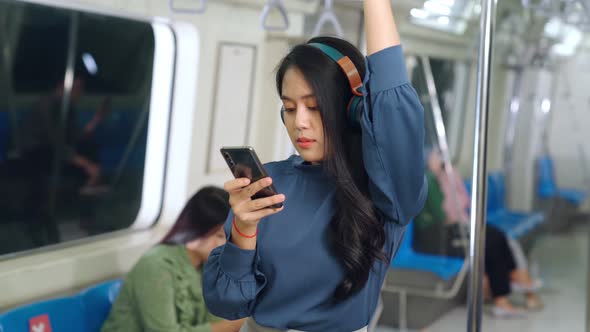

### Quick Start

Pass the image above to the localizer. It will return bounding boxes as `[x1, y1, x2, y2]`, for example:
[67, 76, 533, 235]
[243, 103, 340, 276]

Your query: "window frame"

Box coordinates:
[0, 0, 176, 259]
[131, 22, 175, 230]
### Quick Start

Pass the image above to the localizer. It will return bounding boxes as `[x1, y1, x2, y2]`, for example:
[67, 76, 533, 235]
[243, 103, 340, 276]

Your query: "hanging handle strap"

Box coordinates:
[312, 0, 343, 37]
[260, 0, 290, 31]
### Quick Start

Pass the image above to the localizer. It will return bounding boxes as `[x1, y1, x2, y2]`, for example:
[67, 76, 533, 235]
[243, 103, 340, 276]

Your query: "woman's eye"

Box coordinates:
[283, 108, 296, 113]
[307, 106, 319, 111]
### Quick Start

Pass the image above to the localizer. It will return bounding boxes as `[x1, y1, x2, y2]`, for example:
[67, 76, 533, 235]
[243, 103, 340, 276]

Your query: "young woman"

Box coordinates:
[415, 150, 543, 317]
[202, 1, 427, 331]
[101, 187, 245, 332]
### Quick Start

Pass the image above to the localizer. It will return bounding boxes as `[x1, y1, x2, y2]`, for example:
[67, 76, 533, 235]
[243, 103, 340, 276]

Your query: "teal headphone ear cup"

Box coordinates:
[308, 42, 365, 129]
[348, 96, 363, 128]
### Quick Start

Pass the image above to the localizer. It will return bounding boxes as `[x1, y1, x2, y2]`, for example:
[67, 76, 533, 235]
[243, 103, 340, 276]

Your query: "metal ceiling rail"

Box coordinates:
[168, 0, 207, 14]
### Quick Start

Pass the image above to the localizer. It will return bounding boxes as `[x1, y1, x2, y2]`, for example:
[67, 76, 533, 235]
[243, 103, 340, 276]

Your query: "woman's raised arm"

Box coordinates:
[364, 0, 401, 55]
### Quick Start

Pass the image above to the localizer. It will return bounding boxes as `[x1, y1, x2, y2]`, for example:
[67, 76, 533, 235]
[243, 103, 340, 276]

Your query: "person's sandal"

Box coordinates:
[511, 278, 544, 293]
[525, 295, 544, 311]
[490, 305, 526, 318]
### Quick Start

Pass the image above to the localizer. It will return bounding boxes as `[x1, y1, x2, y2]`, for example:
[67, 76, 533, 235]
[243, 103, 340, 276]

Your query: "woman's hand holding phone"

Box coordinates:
[224, 176, 285, 247]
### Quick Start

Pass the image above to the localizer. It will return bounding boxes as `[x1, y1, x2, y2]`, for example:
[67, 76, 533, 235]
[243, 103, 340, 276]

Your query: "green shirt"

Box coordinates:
[414, 171, 445, 229]
[101, 245, 222, 332]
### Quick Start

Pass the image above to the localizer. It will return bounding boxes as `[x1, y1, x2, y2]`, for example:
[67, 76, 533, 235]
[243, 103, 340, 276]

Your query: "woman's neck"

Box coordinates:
[185, 247, 202, 268]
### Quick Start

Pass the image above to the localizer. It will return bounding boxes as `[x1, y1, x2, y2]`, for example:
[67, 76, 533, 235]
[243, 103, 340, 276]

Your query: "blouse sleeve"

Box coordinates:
[202, 212, 268, 320]
[361, 45, 428, 225]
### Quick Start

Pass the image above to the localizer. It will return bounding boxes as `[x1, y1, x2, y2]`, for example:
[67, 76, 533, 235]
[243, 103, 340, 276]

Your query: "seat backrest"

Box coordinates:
[0, 296, 86, 332]
[464, 174, 504, 213]
[82, 108, 147, 174]
[487, 172, 506, 212]
[537, 155, 557, 198]
[80, 280, 122, 332]
[0, 280, 122, 332]
[393, 222, 414, 264]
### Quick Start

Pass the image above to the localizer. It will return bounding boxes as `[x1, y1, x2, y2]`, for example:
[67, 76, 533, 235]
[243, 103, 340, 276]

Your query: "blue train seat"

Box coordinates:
[0, 296, 86, 332]
[77, 108, 147, 174]
[465, 172, 545, 239]
[80, 279, 122, 332]
[0, 279, 122, 332]
[487, 210, 545, 239]
[537, 155, 587, 206]
[391, 222, 464, 281]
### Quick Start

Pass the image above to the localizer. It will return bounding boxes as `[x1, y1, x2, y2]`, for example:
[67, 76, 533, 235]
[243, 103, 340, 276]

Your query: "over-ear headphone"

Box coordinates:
[280, 42, 364, 128]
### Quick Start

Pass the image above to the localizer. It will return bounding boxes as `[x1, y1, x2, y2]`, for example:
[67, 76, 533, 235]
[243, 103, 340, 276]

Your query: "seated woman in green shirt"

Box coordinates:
[101, 186, 245, 332]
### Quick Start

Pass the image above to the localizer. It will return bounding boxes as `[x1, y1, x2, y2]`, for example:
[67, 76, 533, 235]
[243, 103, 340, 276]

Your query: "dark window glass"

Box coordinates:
[11, 5, 70, 92]
[0, 0, 155, 256]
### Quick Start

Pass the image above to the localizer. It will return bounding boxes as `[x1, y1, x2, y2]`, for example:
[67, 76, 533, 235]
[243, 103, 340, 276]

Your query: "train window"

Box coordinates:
[0, 1, 164, 256]
[409, 55, 469, 160]
[11, 8, 155, 94]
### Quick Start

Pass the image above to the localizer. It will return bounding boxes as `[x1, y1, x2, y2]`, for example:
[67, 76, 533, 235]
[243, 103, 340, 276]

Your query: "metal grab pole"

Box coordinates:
[421, 56, 469, 256]
[48, 12, 79, 221]
[421, 56, 452, 167]
[467, 0, 496, 330]
[502, 67, 523, 198]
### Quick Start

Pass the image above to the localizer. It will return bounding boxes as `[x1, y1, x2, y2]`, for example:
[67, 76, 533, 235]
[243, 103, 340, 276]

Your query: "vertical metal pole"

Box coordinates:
[110, 101, 150, 188]
[399, 290, 407, 331]
[48, 13, 79, 218]
[587, 219, 590, 332]
[559, 71, 590, 189]
[467, 0, 496, 330]
[503, 67, 523, 200]
[356, 7, 365, 51]
[1, 9, 21, 158]
[538, 69, 557, 157]
[421, 56, 452, 165]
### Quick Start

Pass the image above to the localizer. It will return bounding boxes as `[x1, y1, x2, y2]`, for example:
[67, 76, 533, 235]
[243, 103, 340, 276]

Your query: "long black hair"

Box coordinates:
[276, 37, 386, 301]
[161, 186, 230, 245]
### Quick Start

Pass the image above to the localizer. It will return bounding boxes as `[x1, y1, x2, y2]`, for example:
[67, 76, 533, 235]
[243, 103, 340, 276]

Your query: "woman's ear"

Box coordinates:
[185, 238, 202, 251]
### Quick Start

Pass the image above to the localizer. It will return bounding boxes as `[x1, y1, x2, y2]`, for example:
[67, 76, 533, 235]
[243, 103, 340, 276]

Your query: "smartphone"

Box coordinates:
[220, 146, 283, 209]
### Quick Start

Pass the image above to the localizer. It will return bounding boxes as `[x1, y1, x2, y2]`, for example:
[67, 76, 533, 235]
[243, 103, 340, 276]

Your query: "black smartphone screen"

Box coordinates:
[220, 146, 283, 208]
[222, 149, 266, 181]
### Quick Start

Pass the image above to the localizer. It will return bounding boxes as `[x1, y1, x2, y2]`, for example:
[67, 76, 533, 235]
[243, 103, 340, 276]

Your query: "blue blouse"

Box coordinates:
[203, 45, 427, 332]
